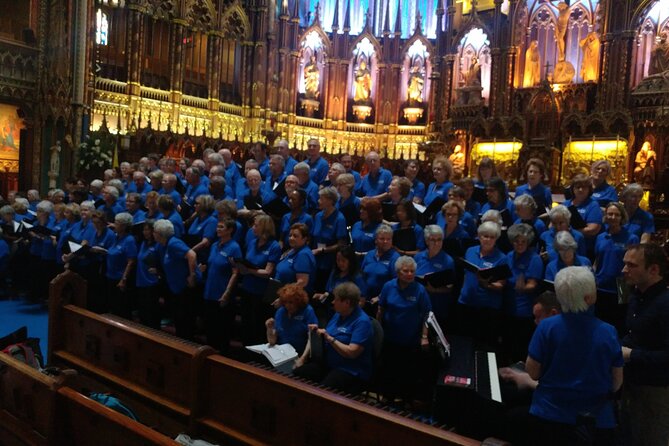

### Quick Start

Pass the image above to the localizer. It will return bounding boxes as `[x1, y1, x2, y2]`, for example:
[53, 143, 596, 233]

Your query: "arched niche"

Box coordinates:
[457, 27, 491, 103]
[631, 0, 669, 88]
[516, 0, 600, 86]
[401, 39, 431, 105]
[349, 37, 378, 102]
[298, 30, 327, 100]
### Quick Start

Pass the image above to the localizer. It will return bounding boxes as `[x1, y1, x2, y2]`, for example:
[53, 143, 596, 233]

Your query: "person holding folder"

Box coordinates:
[539, 205, 587, 262]
[312, 187, 348, 292]
[391, 199, 425, 257]
[562, 174, 603, 255]
[424, 157, 454, 208]
[415, 225, 455, 327]
[350, 197, 382, 255]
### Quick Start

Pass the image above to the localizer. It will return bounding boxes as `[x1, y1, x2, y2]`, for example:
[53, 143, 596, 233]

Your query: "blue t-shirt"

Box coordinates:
[481, 199, 517, 224]
[458, 245, 507, 309]
[545, 255, 591, 281]
[312, 210, 347, 270]
[0, 238, 8, 273]
[283, 156, 298, 176]
[106, 234, 138, 280]
[41, 218, 63, 261]
[161, 236, 191, 294]
[424, 181, 453, 207]
[360, 168, 392, 197]
[55, 220, 76, 265]
[97, 201, 125, 222]
[184, 182, 208, 206]
[301, 181, 320, 212]
[274, 245, 317, 293]
[515, 183, 553, 211]
[164, 210, 185, 238]
[225, 164, 241, 197]
[257, 158, 270, 180]
[188, 213, 217, 241]
[308, 156, 330, 185]
[136, 241, 160, 287]
[594, 229, 639, 293]
[280, 212, 313, 247]
[240, 235, 281, 293]
[379, 279, 432, 346]
[350, 221, 380, 254]
[415, 250, 455, 319]
[626, 207, 655, 239]
[274, 305, 318, 354]
[563, 197, 603, 248]
[506, 250, 544, 317]
[361, 248, 400, 298]
[528, 313, 623, 428]
[591, 182, 618, 208]
[325, 272, 367, 298]
[325, 306, 373, 381]
[409, 178, 426, 202]
[204, 239, 242, 301]
[236, 188, 277, 210]
[129, 208, 147, 224]
[235, 178, 250, 201]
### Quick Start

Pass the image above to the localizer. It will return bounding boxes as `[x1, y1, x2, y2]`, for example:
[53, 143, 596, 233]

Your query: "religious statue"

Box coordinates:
[449, 144, 465, 179]
[555, 2, 570, 62]
[464, 56, 481, 87]
[523, 40, 541, 87]
[48, 141, 61, 189]
[407, 57, 425, 103]
[354, 57, 372, 103]
[634, 141, 657, 185]
[579, 32, 600, 82]
[650, 33, 669, 76]
[303, 55, 320, 99]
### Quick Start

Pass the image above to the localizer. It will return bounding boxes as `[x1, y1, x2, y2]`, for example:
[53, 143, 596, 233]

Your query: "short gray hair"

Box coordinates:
[395, 255, 417, 272]
[114, 212, 133, 227]
[554, 230, 578, 252]
[330, 163, 346, 174]
[549, 204, 571, 222]
[513, 194, 537, 212]
[424, 224, 444, 240]
[336, 173, 355, 190]
[13, 198, 28, 212]
[0, 205, 14, 216]
[103, 186, 119, 199]
[375, 223, 393, 238]
[293, 162, 310, 175]
[80, 200, 96, 211]
[620, 183, 644, 201]
[153, 219, 175, 238]
[478, 221, 501, 239]
[90, 179, 104, 189]
[108, 179, 124, 195]
[318, 186, 339, 203]
[36, 200, 54, 214]
[507, 223, 534, 244]
[481, 209, 503, 226]
[270, 154, 285, 168]
[554, 266, 596, 313]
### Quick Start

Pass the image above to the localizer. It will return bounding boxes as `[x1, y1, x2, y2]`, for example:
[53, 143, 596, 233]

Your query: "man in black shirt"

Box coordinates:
[621, 243, 669, 446]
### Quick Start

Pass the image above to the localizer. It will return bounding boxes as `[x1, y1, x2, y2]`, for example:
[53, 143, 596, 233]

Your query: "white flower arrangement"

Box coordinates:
[77, 134, 114, 172]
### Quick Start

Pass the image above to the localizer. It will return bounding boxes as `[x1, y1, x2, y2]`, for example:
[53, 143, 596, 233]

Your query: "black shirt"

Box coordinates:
[622, 280, 669, 386]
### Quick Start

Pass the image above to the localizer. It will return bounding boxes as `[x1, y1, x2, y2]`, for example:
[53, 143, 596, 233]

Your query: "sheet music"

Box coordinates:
[427, 311, 450, 357]
[487, 352, 502, 403]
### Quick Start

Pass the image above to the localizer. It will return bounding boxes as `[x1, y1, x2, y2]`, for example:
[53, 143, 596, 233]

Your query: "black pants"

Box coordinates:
[107, 278, 132, 319]
[529, 415, 615, 446]
[293, 362, 366, 395]
[239, 289, 270, 346]
[202, 299, 236, 354]
[380, 341, 421, 401]
[136, 285, 161, 329]
[457, 303, 502, 352]
[173, 287, 197, 340]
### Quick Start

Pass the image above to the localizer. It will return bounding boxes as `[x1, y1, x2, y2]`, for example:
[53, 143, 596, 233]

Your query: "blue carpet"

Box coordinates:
[0, 299, 49, 358]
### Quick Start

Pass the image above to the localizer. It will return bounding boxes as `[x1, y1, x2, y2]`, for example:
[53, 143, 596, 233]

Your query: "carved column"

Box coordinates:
[442, 54, 456, 122]
[126, 4, 144, 96]
[169, 19, 186, 127]
[489, 0, 504, 117]
[207, 31, 223, 110]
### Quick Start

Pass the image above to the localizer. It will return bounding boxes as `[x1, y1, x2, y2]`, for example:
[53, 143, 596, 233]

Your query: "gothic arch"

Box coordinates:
[350, 31, 382, 60]
[400, 34, 434, 58]
[219, 3, 251, 40]
[451, 21, 493, 55]
[185, 0, 216, 31]
[146, 0, 176, 20]
[300, 24, 332, 54]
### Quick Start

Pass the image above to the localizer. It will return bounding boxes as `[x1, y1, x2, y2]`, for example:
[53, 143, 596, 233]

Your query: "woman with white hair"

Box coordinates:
[415, 225, 456, 323]
[154, 219, 198, 340]
[539, 205, 587, 262]
[545, 230, 591, 281]
[458, 221, 508, 348]
[377, 256, 432, 402]
[504, 223, 544, 362]
[105, 212, 138, 318]
[513, 194, 547, 244]
[526, 266, 623, 445]
[620, 183, 654, 243]
[361, 224, 401, 309]
[28, 200, 57, 300]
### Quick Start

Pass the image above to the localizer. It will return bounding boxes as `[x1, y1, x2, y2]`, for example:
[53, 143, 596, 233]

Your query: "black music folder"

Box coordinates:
[414, 197, 446, 226]
[262, 278, 284, 305]
[459, 258, 512, 282]
[382, 202, 398, 222]
[174, 180, 186, 195]
[472, 186, 487, 204]
[232, 257, 262, 270]
[568, 205, 587, 230]
[393, 227, 417, 252]
[340, 203, 359, 227]
[22, 222, 56, 238]
[417, 269, 456, 288]
[262, 197, 290, 217]
[272, 179, 287, 198]
[543, 279, 555, 292]
[131, 221, 145, 239]
[179, 199, 194, 219]
[243, 195, 263, 211]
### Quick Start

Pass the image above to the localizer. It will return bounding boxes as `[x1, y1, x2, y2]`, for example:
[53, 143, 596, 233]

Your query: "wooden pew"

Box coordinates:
[0, 353, 61, 446]
[192, 355, 482, 446]
[56, 387, 179, 446]
[48, 270, 215, 438]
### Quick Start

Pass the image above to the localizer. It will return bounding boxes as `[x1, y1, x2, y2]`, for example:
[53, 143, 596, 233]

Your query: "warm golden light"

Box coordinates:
[472, 141, 523, 157]
[561, 138, 629, 185]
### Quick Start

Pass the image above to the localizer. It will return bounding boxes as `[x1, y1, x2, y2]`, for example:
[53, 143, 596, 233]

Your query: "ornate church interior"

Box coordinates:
[1, 0, 669, 444]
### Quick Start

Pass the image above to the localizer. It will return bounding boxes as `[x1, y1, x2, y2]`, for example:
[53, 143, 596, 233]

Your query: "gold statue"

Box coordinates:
[407, 57, 424, 103]
[304, 55, 320, 99]
[449, 144, 465, 179]
[354, 58, 372, 102]
[650, 32, 669, 75]
[634, 141, 656, 185]
[579, 32, 600, 82]
[464, 56, 481, 87]
[523, 40, 541, 87]
[555, 2, 570, 62]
